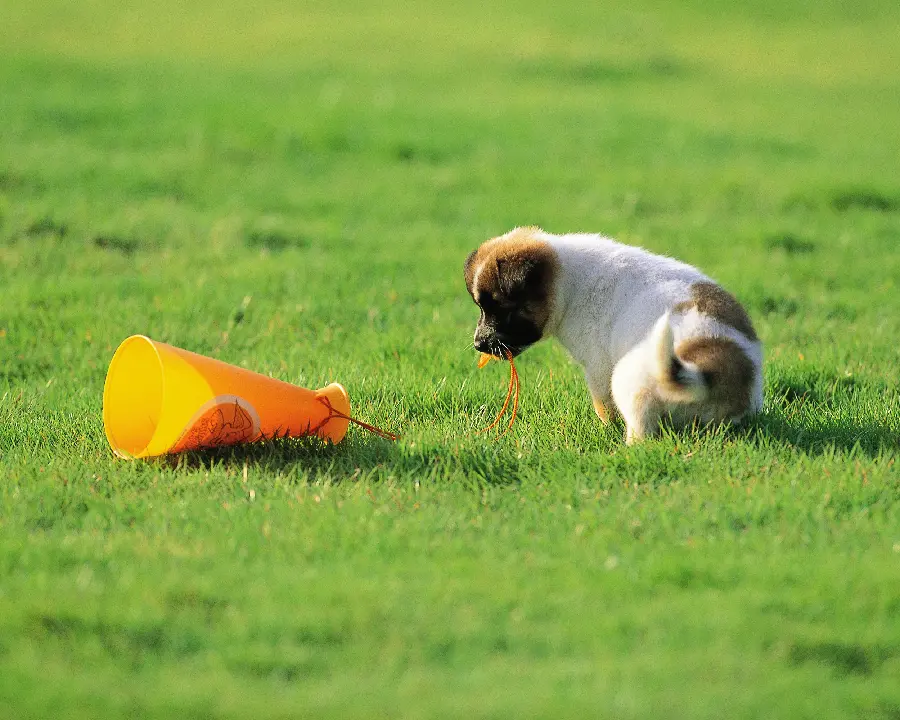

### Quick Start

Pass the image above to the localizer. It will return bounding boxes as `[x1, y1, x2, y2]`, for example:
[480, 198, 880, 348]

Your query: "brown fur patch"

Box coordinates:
[465, 227, 559, 331]
[674, 282, 758, 341]
[463, 245, 483, 296]
[466, 227, 544, 289]
[675, 336, 755, 418]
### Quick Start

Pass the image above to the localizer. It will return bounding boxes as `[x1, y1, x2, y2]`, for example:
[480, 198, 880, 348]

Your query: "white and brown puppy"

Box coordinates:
[464, 227, 763, 443]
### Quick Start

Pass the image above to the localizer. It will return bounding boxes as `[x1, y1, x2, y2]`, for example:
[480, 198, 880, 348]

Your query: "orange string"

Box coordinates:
[312, 395, 399, 441]
[507, 357, 520, 435]
[477, 350, 520, 437]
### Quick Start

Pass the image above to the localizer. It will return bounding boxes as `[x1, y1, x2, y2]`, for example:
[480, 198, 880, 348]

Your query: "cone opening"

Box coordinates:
[102, 335, 165, 457]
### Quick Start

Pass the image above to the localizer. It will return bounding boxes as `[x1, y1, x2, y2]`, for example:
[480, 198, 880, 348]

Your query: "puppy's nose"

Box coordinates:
[473, 336, 493, 353]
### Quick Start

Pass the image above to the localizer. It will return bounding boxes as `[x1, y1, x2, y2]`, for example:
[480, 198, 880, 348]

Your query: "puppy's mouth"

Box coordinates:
[474, 339, 529, 358]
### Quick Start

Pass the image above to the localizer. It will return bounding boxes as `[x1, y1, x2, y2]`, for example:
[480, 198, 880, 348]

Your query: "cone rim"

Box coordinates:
[317, 382, 351, 443]
[102, 334, 164, 458]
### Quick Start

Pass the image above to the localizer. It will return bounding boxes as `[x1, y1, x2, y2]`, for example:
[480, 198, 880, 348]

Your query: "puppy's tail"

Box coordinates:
[649, 312, 708, 404]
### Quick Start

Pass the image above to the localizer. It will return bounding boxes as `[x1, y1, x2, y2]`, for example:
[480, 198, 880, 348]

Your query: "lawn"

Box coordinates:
[2, 0, 900, 717]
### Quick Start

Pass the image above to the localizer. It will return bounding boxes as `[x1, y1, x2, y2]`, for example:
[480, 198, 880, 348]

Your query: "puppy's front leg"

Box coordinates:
[592, 396, 612, 423]
[586, 375, 615, 424]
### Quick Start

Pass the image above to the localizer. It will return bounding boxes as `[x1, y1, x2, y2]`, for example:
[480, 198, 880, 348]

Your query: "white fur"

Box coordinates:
[526, 230, 764, 443]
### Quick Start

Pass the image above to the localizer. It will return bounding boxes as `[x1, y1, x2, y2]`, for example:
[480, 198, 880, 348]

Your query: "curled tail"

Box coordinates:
[650, 312, 708, 404]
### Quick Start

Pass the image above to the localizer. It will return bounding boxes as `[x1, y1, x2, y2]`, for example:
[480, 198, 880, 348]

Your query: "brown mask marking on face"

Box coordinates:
[464, 248, 479, 296]
[476, 229, 557, 328]
[464, 227, 559, 352]
[676, 336, 755, 418]
[673, 282, 758, 341]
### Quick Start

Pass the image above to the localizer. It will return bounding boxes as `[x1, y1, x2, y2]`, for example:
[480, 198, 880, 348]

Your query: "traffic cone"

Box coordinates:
[102, 335, 350, 458]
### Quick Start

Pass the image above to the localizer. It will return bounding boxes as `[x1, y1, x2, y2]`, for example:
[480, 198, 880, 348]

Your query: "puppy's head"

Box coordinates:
[464, 227, 558, 358]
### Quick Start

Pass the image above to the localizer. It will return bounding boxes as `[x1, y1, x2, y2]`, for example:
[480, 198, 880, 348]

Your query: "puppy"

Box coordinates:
[464, 227, 763, 443]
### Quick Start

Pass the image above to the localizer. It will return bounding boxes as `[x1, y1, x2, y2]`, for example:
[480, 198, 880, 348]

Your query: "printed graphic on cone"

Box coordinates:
[169, 395, 261, 454]
[102, 335, 350, 458]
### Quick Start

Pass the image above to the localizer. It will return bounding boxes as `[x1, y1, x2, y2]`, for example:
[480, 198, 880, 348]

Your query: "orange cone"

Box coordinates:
[102, 335, 350, 458]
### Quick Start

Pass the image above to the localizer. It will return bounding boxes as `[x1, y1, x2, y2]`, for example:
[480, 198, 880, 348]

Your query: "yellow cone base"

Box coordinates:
[102, 335, 350, 458]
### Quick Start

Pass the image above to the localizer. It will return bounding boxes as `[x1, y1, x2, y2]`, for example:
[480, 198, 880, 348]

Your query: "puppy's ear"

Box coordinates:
[496, 255, 549, 301]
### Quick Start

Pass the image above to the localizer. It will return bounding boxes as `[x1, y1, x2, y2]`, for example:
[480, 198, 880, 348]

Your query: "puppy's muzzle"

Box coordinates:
[474, 327, 521, 357]
[473, 330, 496, 355]
[473, 322, 504, 354]
[475, 338, 500, 355]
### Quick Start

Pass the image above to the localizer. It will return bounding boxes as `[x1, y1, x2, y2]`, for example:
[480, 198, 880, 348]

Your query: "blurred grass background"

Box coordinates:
[2, 0, 900, 717]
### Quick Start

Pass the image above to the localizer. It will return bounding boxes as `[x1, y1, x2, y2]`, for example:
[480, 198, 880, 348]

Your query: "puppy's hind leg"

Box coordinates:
[621, 388, 663, 444]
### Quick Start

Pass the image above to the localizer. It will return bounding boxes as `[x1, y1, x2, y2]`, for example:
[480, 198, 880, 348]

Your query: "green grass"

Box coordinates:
[2, 0, 900, 717]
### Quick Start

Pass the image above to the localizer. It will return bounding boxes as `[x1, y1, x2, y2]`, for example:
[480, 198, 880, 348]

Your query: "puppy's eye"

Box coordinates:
[487, 305, 513, 325]
[479, 294, 499, 311]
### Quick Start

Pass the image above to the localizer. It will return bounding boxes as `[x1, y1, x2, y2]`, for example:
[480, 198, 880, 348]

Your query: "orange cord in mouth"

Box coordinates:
[477, 350, 519, 437]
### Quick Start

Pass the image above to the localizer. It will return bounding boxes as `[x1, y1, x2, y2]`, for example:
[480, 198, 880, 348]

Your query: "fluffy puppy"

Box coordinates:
[464, 227, 763, 443]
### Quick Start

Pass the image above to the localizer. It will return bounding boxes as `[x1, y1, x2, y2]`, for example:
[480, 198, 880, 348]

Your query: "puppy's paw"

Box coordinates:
[624, 425, 643, 445]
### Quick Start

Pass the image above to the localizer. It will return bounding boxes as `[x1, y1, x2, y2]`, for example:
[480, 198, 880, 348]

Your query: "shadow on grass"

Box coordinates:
[159, 409, 898, 484]
[743, 412, 899, 457]
[740, 375, 900, 457]
[514, 55, 689, 85]
[152, 369, 898, 481]
[163, 433, 528, 486]
[787, 639, 897, 677]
